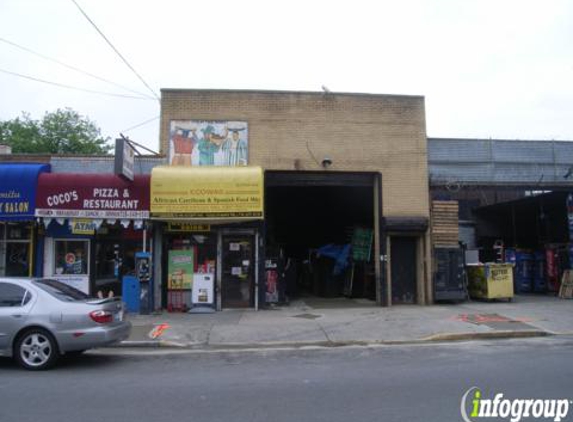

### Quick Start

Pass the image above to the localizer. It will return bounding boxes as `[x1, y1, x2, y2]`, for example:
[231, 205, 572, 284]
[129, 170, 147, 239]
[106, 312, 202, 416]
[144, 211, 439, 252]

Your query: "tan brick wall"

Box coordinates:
[160, 90, 429, 217]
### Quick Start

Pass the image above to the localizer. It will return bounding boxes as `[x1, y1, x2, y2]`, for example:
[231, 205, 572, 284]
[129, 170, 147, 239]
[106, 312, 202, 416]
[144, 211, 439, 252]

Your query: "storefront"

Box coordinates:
[159, 90, 432, 306]
[474, 191, 573, 294]
[35, 173, 150, 295]
[0, 163, 50, 277]
[150, 165, 264, 311]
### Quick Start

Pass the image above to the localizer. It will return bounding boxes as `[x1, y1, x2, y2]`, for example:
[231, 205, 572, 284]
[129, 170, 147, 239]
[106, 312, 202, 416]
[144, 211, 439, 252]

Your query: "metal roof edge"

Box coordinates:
[160, 88, 425, 101]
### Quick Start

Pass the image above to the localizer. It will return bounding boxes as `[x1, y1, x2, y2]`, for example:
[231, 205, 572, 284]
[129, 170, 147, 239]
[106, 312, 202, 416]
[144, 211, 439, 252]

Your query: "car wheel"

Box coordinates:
[14, 328, 59, 370]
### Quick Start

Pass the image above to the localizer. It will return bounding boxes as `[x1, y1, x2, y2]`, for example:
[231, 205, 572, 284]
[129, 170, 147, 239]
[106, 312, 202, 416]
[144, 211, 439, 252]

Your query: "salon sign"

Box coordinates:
[0, 189, 30, 216]
[0, 163, 49, 221]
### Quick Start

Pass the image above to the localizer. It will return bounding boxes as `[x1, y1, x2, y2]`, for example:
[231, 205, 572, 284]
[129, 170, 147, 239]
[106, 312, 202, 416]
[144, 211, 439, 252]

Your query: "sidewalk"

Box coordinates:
[118, 295, 573, 350]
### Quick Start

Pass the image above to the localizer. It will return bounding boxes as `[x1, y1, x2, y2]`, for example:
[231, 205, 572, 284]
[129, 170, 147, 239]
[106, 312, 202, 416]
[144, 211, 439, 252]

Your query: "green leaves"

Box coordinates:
[0, 108, 112, 155]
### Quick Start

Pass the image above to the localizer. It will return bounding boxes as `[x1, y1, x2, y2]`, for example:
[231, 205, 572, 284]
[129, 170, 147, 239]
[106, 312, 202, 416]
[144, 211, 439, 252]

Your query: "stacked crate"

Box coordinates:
[432, 200, 467, 301]
[431, 200, 459, 247]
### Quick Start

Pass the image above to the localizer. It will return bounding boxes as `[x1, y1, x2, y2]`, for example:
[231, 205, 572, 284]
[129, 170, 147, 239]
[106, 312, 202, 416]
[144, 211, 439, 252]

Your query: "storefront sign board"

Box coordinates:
[114, 138, 135, 181]
[150, 166, 263, 219]
[70, 219, 97, 235]
[0, 163, 50, 221]
[36, 174, 150, 219]
[166, 223, 211, 232]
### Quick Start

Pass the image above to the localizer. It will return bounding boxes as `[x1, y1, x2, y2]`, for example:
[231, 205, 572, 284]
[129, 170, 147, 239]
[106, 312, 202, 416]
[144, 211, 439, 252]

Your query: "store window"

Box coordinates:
[6, 223, 31, 240]
[54, 240, 89, 275]
[0, 222, 32, 277]
[165, 232, 217, 311]
[95, 242, 120, 280]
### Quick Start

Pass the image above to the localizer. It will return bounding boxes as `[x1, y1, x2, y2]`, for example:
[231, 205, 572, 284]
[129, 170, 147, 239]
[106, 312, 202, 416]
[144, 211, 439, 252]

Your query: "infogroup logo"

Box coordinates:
[461, 387, 571, 422]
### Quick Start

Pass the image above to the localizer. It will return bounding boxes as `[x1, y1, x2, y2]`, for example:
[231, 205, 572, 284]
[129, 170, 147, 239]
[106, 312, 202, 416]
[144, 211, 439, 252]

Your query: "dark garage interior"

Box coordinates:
[264, 172, 376, 304]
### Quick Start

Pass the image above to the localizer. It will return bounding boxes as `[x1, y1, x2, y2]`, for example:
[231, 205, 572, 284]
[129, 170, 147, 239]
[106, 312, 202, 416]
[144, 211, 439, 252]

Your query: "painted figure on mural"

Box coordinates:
[221, 128, 248, 166]
[197, 125, 226, 166]
[170, 127, 196, 166]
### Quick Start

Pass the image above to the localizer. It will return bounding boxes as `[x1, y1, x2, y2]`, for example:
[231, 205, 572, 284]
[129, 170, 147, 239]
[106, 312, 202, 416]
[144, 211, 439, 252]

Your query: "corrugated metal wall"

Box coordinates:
[428, 138, 573, 185]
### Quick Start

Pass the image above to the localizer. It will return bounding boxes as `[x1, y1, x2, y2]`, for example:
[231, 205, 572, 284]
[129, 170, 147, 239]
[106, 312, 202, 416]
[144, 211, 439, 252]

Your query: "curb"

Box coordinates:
[420, 329, 551, 342]
[115, 329, 553, 351]
[116, 340, 162, 348]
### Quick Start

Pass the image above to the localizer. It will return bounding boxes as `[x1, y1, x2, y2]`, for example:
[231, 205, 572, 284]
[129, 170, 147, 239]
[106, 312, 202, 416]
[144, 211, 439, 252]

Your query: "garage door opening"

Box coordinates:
[475, 191, 571, 294]
[264, 172, 378, 307]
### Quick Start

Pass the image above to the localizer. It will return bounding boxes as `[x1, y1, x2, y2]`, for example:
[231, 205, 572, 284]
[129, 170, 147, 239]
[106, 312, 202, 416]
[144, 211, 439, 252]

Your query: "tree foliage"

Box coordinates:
[0, 108, 112, 154]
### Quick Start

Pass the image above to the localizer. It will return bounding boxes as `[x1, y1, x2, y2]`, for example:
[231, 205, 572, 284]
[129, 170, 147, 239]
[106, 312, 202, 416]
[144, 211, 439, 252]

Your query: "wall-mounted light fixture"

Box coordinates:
[321, 157, 332, 169]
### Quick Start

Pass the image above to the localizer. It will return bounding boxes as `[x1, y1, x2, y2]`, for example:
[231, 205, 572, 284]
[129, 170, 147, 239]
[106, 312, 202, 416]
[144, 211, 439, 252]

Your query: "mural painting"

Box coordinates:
[169, 120, 248, 167]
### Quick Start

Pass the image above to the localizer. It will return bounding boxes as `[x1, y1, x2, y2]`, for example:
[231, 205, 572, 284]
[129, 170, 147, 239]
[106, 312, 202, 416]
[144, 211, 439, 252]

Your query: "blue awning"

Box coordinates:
[0, 163, 50, 221]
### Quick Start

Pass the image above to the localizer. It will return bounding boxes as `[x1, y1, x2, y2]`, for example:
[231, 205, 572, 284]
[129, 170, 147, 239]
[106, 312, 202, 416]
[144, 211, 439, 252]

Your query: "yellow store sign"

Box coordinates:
[70, 219, 96, 235]
[167, 223, 211, 232]
[150, 166, 264, 220]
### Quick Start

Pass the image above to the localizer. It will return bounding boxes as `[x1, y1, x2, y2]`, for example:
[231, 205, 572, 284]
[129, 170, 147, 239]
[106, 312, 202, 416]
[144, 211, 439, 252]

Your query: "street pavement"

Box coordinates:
[4, 336, 573, 422]
[119, 294, 573, 350]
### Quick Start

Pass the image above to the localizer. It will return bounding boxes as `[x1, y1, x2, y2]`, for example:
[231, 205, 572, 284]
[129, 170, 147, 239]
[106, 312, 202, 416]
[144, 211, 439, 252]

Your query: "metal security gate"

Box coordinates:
[390, 237, 417, 304]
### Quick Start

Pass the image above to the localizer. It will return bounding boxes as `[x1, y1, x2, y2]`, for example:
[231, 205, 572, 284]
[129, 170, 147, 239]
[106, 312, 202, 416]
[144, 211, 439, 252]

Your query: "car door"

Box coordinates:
[0, 281, 34, 351]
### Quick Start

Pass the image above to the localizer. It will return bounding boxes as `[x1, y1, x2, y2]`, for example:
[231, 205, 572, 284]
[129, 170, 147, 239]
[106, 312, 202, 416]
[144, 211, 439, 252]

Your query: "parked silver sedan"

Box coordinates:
[0, 278, 131, 370]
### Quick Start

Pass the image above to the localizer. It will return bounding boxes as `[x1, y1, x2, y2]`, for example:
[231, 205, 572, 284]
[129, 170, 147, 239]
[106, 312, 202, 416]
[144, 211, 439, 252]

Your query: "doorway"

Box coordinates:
[264, 171, 378, 305]
[390, 236, 417, 304]
[221, 234, 255, 308]
[93, 225, 145, 298]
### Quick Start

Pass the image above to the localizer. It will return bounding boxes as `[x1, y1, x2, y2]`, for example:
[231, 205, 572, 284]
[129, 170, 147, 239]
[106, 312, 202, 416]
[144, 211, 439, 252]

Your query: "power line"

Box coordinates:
[0, 67, 155, 100]
[70, 0, 160, 102]
[0, 36, 155, 100]
[121, 115, 159, 133]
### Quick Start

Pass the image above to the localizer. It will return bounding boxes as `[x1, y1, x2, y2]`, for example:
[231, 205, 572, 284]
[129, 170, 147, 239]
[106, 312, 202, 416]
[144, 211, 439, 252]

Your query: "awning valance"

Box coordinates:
[35, 173, 150, 220]
[150, 166, 264, 221]
[0, 163, 50, 221]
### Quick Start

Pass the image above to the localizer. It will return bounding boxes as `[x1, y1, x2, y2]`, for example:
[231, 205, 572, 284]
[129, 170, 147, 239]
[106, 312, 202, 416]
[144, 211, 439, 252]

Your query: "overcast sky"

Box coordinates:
[1, 0, 572, 152]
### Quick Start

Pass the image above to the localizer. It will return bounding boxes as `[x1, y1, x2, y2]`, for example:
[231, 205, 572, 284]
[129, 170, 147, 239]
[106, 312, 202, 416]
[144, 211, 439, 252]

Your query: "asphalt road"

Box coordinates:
[1, 337, 572, 422]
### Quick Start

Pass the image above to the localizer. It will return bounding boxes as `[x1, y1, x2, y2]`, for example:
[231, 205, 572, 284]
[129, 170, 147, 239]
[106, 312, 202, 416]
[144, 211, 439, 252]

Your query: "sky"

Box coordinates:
[0, 0, 572, 153]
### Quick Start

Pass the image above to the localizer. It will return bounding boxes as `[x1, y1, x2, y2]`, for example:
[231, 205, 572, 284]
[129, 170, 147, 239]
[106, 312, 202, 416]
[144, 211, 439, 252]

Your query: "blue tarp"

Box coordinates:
[0, 163, 50, 221]
[317, 243, 351, 275]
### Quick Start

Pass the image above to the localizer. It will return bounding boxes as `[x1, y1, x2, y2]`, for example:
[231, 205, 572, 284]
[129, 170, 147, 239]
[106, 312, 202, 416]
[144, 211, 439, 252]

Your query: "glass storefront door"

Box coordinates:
[221, 235, 255, 308]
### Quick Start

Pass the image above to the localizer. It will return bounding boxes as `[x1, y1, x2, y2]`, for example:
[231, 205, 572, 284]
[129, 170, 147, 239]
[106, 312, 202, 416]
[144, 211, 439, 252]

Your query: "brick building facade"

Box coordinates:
[160, 89, 432, 306]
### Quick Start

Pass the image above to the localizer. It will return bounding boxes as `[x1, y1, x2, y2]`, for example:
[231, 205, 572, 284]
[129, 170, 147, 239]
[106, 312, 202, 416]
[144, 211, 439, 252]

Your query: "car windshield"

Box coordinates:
[33, 279, 89, 302]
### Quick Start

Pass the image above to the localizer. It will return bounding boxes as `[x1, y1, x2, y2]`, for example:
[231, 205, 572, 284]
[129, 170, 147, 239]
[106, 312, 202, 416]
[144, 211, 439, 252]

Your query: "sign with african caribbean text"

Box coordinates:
[169, 120, 248, 167]
[150, 166, 263, 220]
